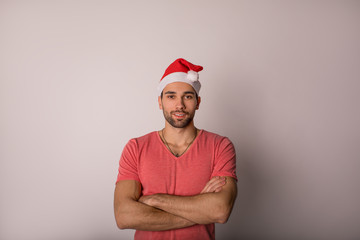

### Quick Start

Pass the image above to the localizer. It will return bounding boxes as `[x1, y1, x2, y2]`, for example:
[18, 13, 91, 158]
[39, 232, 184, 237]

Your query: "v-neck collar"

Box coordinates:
[156, 129, 203, 159]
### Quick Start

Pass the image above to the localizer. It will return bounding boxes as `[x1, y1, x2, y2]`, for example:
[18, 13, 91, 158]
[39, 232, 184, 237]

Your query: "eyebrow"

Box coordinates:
[164, 91, 195, 95]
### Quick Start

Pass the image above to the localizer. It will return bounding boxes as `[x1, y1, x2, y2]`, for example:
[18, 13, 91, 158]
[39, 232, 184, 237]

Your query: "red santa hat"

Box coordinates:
[158, 58, 203, 96]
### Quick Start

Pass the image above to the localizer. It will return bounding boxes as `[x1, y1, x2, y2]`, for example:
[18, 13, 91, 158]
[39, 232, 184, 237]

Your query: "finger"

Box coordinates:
[203, 177, 226, 193]
[207, 178, 226, 192]
[201, 176, 221, 193]
[207, 176, 221, 185]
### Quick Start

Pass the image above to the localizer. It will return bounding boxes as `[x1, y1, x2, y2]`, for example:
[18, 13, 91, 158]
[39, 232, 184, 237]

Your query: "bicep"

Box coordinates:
[213, 176, 237, 223]
[114, 180, 143, 228]
[218, 177, 237, 206]
[114, 180, 142, 206]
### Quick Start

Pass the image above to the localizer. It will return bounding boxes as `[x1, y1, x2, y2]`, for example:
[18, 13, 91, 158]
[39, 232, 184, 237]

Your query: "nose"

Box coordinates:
[175, 97, 185, 110]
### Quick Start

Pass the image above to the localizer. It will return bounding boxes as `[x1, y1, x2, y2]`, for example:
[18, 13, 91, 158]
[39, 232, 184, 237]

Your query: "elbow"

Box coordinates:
[117, 223, 125, 230]
[115, 210, 131, 230]
[116, 216, 132, 230]
[215, 212, 230, 224]
[117, 224, 128, 230]
[115, 215, 126, 230]
[217, 216, 229, 224]
[116, 219, 127, 230]
[213, 204, 232, 224]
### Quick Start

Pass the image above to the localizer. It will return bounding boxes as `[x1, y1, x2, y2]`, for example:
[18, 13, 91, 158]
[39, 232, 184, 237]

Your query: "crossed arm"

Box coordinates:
[113, 176, 237, 231]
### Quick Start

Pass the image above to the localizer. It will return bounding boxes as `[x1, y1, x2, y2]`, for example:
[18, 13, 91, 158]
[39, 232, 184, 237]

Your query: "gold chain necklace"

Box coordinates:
[161, 128, 197, 157]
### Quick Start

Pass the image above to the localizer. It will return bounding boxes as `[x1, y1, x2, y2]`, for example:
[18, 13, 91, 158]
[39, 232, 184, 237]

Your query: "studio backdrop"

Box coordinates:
[1, 1, 359, 240]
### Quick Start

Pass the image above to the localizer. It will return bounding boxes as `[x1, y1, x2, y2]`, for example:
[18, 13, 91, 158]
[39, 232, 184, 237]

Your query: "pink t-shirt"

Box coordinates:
[116, 130, 237, 240]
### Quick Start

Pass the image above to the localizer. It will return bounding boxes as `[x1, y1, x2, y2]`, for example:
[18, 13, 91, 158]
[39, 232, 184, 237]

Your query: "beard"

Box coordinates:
[163, 110, 194, 128]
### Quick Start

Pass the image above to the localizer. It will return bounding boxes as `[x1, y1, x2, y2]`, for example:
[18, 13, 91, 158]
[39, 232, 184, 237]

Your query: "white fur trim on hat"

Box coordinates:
[158, 72, 201, 96]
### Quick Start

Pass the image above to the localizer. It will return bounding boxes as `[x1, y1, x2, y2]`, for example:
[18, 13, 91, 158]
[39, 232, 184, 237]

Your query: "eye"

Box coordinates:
[167, 95, 175, 99]
[185, 95, 193, 99]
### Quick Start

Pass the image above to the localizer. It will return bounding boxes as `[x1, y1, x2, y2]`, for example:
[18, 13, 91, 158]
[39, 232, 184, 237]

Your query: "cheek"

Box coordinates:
[188, 100, 198, 108]
[161, 102, 172, 111]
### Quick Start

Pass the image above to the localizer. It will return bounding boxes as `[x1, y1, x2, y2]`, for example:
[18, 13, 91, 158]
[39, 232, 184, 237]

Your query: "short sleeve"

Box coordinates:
[116, 139, 141, 183]
[211, 137, 237, 181]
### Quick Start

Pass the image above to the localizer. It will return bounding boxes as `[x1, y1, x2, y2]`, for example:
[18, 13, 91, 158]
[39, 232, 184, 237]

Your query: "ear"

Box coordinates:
[158, 96, 163, 110]
[196, 96, 201, 110]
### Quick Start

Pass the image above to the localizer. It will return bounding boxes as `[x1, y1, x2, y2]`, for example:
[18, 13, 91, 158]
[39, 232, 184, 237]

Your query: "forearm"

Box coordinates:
[139, 177, 237, 225]
[142, 193, 229, 224]
[115, 198, 195, 231]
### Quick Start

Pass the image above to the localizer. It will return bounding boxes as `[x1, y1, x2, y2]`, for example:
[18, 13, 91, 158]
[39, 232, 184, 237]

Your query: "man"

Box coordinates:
[114, 58, 237, 240]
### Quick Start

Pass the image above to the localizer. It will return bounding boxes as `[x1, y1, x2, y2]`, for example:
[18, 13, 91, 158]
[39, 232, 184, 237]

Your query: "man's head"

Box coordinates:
[158, 58, 203, 128]
[158, 82, 201, 128]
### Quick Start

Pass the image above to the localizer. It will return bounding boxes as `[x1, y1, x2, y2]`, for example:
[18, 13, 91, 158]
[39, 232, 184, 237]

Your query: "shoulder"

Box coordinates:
[125, 131, 159, 148]
[121, 131, 158, 157]
[200, 130, 233, 144]
[199, 130, 235, 155]
[133, 131, 158, 143]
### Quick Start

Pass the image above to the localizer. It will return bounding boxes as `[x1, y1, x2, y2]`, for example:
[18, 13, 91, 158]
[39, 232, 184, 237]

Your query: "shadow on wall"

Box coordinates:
[216, 149, 270, 240]
[211, 73, 271, 240]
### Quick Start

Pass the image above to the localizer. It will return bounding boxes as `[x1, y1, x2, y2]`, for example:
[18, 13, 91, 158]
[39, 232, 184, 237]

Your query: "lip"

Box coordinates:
[172, 112, 186, 119]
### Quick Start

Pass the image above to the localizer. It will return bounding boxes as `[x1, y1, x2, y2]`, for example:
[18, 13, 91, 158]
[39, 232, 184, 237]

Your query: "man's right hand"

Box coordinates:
[200, 176, 227, 194]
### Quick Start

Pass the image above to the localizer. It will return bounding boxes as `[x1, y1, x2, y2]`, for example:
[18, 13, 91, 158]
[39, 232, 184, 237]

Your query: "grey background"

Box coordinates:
[1, 1, 359, 240]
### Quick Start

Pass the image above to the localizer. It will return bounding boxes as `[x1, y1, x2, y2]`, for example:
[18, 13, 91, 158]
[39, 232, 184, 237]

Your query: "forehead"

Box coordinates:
[163, 82, 196, 94]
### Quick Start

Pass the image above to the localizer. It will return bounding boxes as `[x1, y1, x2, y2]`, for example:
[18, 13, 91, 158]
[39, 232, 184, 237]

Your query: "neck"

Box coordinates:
[162, 122, 197, 146]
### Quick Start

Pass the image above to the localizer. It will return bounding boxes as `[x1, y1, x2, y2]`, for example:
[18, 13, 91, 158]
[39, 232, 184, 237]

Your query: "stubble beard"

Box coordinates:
[163, 110, 194, 128]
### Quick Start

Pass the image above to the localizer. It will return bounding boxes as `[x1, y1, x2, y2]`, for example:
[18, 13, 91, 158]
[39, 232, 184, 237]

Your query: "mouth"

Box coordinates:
[172, 112, 187, 119]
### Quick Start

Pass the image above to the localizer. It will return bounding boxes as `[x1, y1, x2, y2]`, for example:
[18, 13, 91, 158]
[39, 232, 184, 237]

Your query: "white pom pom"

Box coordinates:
[187, 70, 199, 82]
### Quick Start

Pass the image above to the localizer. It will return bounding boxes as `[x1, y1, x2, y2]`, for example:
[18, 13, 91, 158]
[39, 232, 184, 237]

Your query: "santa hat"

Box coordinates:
[158, 58, 203, 96]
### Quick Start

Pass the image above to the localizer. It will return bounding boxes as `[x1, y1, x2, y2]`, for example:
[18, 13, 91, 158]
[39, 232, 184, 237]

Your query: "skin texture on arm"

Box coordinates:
[114, 177, 227, 231]
[114, 180, 195, 231]
[139, 176, 237, 225]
